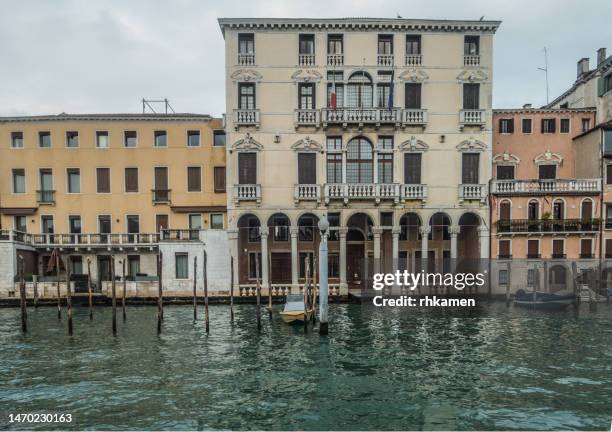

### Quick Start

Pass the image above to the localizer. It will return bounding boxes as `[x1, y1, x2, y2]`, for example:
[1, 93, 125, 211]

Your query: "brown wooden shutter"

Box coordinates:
[125, 168, 139, 192]
[404, 83, 421, 109]
[463, 83, 479, 109]
[214, 167, 226, 192]
[298, 153, 316, 184]
[96, 168, 110, 193]
[187, 167, 201, 192]
[154, 167, 168, 190]
[581, 200, 593, 220]
[538, 164, 556, 179]
[238, 153, 256, 184]
[499, 240, 510, 257]
[607, 165, 612, 185]
[553, 239, 564, 256]
[606, 239, 612, 258]
[462, 153, 480, 183]
[581, 239, 592, 256]
[527, 240, 539, 257]
[499, 202, 511, 220]
[270, 252, 292, 283]
[404, 153, 421, 184]
[155, 215, 169, 231]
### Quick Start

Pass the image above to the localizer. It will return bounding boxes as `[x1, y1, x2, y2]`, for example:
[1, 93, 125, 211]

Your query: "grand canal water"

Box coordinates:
[0, 302, 611, 430]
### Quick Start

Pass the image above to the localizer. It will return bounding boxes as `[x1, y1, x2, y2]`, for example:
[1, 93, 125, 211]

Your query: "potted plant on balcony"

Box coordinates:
[541, 211, 552, 232]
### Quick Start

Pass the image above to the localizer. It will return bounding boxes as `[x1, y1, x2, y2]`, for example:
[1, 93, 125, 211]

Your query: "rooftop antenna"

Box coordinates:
[142, 98, 175, 114]
[537, 47, 550, 105]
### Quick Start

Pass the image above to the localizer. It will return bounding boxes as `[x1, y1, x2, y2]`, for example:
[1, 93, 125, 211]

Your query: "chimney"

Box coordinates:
[597, 48, 607, 66]
[523, 103, 532, 109]
[577, 58, 590, 77]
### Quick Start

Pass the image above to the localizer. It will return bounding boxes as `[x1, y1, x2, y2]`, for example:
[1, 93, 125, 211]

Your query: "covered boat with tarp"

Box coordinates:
[280, 294, 313, 324]
[514, 289, 576, 310]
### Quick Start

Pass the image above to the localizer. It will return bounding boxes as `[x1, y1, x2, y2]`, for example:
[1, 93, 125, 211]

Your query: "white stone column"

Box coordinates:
[259, 226, 269, 292]
[392, 227, 400, 272]
[341, 151, 347, 183]
[373, 150, 379, 183]
[290, 227, 299, 291]
[478, 225, 490, 260]
[373, 227, 382, 274]
[450, 226, 460, 260]
[339, 227, 348, 290]
[420, 226, 430, 261]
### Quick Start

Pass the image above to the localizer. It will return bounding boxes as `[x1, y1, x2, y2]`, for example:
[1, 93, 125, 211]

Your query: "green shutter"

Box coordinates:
[597, 76, 605, 97]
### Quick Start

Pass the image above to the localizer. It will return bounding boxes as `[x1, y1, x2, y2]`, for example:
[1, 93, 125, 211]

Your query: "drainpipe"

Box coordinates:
[599, 128, 604, 292]
[488, 176, 493, 298]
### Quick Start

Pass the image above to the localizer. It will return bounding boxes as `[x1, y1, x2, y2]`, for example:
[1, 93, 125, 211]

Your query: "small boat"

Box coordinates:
[280, 294, 314, 324]
[514, 289, 576, 310]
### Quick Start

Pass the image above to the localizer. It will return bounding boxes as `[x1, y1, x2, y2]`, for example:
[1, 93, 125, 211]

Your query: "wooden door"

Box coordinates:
[238, 153, 257, 184]
[347, 244, 364, 287]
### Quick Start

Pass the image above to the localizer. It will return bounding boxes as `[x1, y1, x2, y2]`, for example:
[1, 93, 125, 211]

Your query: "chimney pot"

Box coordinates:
[577, 57, 590, 78]
[523, 103, 532, 109]
[597, 48, 607, 66]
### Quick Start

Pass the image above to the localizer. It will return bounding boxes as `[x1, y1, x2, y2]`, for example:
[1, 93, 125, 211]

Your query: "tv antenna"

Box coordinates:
[537, 47, 550, 104]
[142, 98, 175, 114]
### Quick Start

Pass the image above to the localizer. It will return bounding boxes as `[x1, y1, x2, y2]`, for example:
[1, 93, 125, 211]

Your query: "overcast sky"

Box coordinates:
[1, 0, 610, 117]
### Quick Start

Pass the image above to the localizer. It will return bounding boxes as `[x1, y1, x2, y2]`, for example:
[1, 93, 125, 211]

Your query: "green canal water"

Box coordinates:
[0, 303, 611, 431]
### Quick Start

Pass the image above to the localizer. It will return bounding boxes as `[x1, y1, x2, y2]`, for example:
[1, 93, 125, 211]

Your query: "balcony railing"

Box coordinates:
[234, 184, 261, 204]
[152, 189, 171, 203]
[327, 54, 343, 66]
[377, 54, 394, 66]
[237, 53, 255, 65]
[496, 218, 600, 234]
[322, 108, 401, 127]
[464, 55, 480, 66]
[37, 190, 55, 204]
[459, 184, 487, 201]
[294, 109, 320, 127]
[299, 54, 315, 66]
[405, 54, 422, 66]
[233, 109, 260, 129]
[160, 229, 201, 241]
[294, 184, 321, 202]
[1, 231, 161, 247]
[324, 183, 400, 204]
[401, 109, 427, 126]
[400, 184, 427, 201]
[459, 109, 486, 127]
[492, 179, 601, 195]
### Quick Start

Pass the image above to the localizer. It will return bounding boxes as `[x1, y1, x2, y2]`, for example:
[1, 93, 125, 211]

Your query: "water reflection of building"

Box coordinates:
[219, 17, 500, 295]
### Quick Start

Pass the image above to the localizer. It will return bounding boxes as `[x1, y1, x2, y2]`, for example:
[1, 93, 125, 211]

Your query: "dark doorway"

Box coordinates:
[347, 244, 364, 288]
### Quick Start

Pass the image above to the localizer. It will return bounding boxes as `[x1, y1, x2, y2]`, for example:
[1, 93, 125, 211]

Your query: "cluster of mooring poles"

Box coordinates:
[17, 218, 332, 337]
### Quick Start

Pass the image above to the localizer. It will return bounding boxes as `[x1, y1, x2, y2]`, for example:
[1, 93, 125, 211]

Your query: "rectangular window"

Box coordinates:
[124, 131, 137, 147]
[154, 130, 167, 147]
[98, 215, 112, 236]
[327, 153, 342, 183]
[299, 252, 315, 278]
[498, 239, 511, 258]
[580, 239, 593, 258]
[238, 83, 255, 109]
[404, 83, 422, 109]
[582, 118, 591, 132]
[298, 83, 315, 109]
[376, 77, 390, 108]
[71, 256, 83, 274]
[210, 213, 224, 230]
[11, 132, 23, 148]
[39, 131, 51, 148]
[605, 129, 612, 155]
[607, 204, 612, 229]
[404, 153, 421, 184]
[552, 239, 564, 258]
[326, 136, 342, 150]
[499, 118, 514, 134]
[377, 154, 393, 183]
[527, 240, 539, 258]
[69, 215, 82, 234]
[187, 166, 202, 192]
[298, 153, 316, 184]
[538, 164, 556, 180]
[522, 118, 532, 134]
[377, 35, 393, 54]
[155, 214, 169, 232]
[271, 215, 289, 242]
[299, 34, 315, 55]
[326, 72, 344, 108]
[14, 215, 26, 232]
[128, 255, 140, 278]
[327, 34, 343, 54]
[463, 83, 480, 109]
[125, 168, 139, 193]
[41, 215, 54, 234]
[214, 167, 226, 193]
[238, 153, 256, 184]
[607, 165, 612, 185]
[405, 35, 421, 55]
[328, 253, 340, 278]
[496, 165, 515, 180]
[498, 269, 508, 285]
[66, 131, 79, 147]
[175, 253, 188, 279]
[247, 216, 260, 242]
[238, 33, 254, 54]
[154, 167, 169, 201]
[461, 153, 480, 184]
[67, 168, 80, 193]
[127, 215, 140, 234]
[96, 168, 110, 193]
[379, 136, 393, 150]
[96, 131, 109, 148]
[464, 35, 480, 55]
[248, 252, 263, 279]
[560, 118, 570, 134]
[189, 214, 202, 231]
[12, 169, 25, 193]
[606, 239, 612, 259]
[541, 118, 556, 134]
[187, 130, 200, 147]
[299, 215, 315, 242]
[213, 131, 226, 147]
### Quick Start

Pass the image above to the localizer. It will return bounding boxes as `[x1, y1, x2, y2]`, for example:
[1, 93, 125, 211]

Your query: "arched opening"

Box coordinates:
[549, 265, 567, 292]
[346, 213, 374, 288]
[267, 213, 291, 285]
[297, 213, 319, 283]
[552, 199, 565, 231]
[347, 72, 373, 108]
[458, 212, 481, 272]
[498, 199, 512, 233]
[346, 137, 374, 183]
[399, 213, 421, 272]
[427, 213, 451, 273]
[237, 214, 261, 285]
[581, 199, 594, 231]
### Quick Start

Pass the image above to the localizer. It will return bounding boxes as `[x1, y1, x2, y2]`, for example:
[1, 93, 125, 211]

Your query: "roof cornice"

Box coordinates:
[494, 107, 596, 114]
[0, 113, 215, 123]
[217, 17, 501, 37]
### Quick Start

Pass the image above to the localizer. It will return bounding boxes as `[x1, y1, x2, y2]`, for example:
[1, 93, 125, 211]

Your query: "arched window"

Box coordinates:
[528, 200, 539, 220]
[347, 72, 373, 108]
[429, 213, 451, 241]
[553, 199, 565, 220]
[499, 200, 511, 220]
[346, 137, 374, 183]
[399, 213, 421, 241]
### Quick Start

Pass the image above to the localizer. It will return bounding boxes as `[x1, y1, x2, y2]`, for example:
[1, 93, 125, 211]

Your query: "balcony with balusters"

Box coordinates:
[298, 54, 315, 66]
[464, 55, 480, 66]
[233, 109, 260, 129]
[400, 184, 427, 202]
[294, 184, 321, 203]
[237, 53, 255, 65]
[0, 230, 162, 249]
[321, 108, 401, 128]
[294, 109, 320, 128]
[324, 183, 400, 204]
[405, 54, 422, 66]
[233, 184, 261, 205]
[377, 54, 394, 66]
[459, 109, 486, 128]
[327, 54, 343, 66]
[459, 184, 487, 202]
[491, 178, 601, 196]
[401, 109, 427, 127]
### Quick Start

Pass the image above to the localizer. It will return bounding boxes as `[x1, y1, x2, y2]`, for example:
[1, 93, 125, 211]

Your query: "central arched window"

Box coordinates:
[347, 72, 373, 108]
[346, 137, 373, 183]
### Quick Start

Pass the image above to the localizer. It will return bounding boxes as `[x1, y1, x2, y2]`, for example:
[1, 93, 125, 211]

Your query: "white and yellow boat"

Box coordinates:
[280, 294, 314, 324]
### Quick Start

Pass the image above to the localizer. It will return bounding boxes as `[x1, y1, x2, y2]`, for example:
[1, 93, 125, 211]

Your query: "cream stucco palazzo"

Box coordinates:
[218, 18, 500, 295]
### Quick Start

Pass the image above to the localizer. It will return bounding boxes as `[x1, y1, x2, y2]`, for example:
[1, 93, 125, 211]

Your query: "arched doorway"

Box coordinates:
[237, 214, 261, 285]
[346, 213, 373, 288]
[297, 213, 319, 284]
[267, 213, 291, 285]
[458, 212, 481, 273]
[346, 137, 374, 183]
[549, 265, 567, 292]
[347, 72, 373, 108]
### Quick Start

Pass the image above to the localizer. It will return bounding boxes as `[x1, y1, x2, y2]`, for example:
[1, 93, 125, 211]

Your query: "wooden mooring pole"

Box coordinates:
[87, 258, 93, 320]
[157, 252, 163, 335]
[304, 257, 309, 334]
[33, 275, 38, 309]
[230, 256, 235, 323]
[66, 261, 73, 336]
[312, 256, 317, 323]
[122, 259, 127, 322]
[204, 251, 209, 334]
[268, 257, 273, 320]
[255, 252, 261, 331]
[193, 256, 197, 321]
[19, 255, 27, 333]
[111, 256, 117, 335]
[56, 254, 61, 319]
